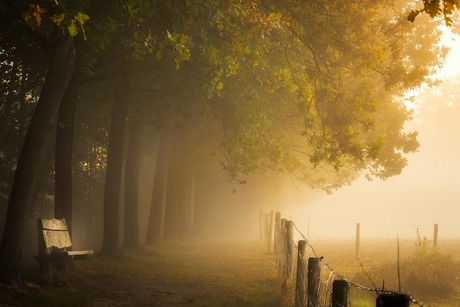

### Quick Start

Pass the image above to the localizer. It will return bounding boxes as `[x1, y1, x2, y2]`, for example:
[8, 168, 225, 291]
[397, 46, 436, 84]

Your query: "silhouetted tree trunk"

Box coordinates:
[123, 120, 143, 248]
[55, 71, 79, 236]
[145, 130, 171, 244]
[164, 131, 192, 238]
[163, 132, 185, 239]
[0, 36, 75, 282]
[101, 74, 130, 255]
[177, 143, 195, 237]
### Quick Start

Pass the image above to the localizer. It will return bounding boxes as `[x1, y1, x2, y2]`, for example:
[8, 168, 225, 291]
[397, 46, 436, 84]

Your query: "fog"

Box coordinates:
[283, 37, 460, 241]
[126, 31, 460, 247]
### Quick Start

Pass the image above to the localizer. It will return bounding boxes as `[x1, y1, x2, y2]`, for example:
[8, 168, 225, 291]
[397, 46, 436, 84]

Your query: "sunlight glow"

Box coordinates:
[437, 25, 460, 79]
[403, 25, 460, 111]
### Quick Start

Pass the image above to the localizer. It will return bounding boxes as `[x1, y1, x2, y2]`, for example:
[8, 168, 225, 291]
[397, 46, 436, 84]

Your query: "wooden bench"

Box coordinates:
[34, 218, 93, 278]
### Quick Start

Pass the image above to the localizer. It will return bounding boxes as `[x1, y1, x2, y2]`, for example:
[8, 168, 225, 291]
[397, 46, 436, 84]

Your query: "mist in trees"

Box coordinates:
[0, 0, 449, 281]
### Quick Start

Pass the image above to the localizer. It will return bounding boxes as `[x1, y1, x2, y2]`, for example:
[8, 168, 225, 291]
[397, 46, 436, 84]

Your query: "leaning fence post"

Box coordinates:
[355, 223, 360, 259]
[285, 221, 294, 281]
[307, 257, 321, 307]
[376, 294, 410, 307]
[433, 223, 438, 248]
[295, 240, 307, 307]
[332, 280, 348, 307]
[267, 211, 275, 252]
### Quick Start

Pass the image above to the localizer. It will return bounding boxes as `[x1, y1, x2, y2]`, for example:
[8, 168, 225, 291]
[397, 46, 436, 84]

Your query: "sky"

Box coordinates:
[283, 29, 460, 241]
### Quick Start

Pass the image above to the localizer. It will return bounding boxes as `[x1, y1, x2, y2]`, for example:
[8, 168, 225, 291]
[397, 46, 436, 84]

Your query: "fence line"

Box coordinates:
[262, 211, 427, 307]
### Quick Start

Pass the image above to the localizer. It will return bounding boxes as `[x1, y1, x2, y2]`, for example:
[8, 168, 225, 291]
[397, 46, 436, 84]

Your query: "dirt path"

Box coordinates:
[74, 240, 283, 306]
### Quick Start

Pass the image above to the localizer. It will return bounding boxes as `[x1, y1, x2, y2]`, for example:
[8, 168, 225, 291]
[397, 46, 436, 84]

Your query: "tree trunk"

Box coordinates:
[177, 145, 195, 237]
[163, 131, 187, 239]
[0, 36, 75, 282]
[55, 71, 79, 237]
[123, 120, 143, 248]
[145, 130, 171, 244]
[101, 74, 130, 255]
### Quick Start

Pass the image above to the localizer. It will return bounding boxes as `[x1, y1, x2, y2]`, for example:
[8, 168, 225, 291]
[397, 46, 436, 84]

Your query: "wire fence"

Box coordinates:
[260, 211, 435, 307]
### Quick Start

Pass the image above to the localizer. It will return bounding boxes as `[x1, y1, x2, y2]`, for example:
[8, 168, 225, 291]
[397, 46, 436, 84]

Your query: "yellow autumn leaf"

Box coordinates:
[68, 19, 78, 36]
[51, 13, 65, 26]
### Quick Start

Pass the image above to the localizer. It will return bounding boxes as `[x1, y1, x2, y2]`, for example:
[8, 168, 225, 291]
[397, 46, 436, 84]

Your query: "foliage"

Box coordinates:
[184, 0, 443, 191]
[408, 0, 460, 25]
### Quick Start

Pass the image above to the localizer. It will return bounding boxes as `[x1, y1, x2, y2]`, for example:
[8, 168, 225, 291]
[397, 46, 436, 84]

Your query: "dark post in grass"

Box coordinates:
[332, 280, 348, 307]
[307, 257, 321, 307]
[433, 223, 438, 248]
[295, 240, 307, 307]
[285, 220, 294, 280]
[355, 223, 360, 259]
[376, 294, 410, 307]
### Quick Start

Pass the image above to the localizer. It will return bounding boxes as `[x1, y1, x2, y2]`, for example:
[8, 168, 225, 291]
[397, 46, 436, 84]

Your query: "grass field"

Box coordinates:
[0, 238, 458, 306]
[301, 238, 460, 306]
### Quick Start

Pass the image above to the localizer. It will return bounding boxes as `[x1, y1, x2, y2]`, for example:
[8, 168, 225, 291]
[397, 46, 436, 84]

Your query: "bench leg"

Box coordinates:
[55, 259, 68, 272]
[39, 261, 51, 279]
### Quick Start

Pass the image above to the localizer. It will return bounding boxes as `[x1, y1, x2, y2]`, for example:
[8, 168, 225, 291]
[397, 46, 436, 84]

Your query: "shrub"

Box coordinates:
[402, 229, 459, 297]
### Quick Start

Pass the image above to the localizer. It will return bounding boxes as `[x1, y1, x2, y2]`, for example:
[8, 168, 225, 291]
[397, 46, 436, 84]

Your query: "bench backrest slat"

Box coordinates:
[38, 218, 72, 254]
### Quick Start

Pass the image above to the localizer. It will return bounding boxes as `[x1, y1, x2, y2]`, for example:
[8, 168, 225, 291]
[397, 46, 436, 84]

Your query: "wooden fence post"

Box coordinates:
[295, 240, 307, 307]
[267, 211, 275, 252]
[307, 257, 321, 307]
[355, 223, 360, 259]
[264, 213, 269, 239]
[259, 211, 264, 240]
[376, 294, 410, 307]
[285, 220, 294, 280]
[433, 223, 438, 248]
[279, 218, 286, 275]
[274, 212, 281, 258]
[332, 280, 348, 307]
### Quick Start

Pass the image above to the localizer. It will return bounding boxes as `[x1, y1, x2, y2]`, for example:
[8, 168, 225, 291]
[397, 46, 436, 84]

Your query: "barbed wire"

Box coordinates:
[292, 221, 426, 306]
[285, 215, 459, 228]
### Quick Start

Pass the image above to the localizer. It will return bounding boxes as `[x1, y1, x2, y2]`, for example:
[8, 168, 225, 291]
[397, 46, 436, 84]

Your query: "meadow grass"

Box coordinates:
[0, 239, 283, 306]
[0, 238, 458, 306]
[304, 237, 460, 306]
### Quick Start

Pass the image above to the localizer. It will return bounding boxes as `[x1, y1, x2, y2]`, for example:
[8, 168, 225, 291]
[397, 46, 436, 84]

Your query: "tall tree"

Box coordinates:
[145, 131, 171, 244]
[55, 71, 79, 236]
[101, 74, 130, 255]
[0, 35, 76, 281]
[123, 119, 143, 248]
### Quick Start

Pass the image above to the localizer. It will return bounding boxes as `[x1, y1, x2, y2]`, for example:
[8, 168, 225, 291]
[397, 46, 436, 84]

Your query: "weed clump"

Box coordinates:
[403, 229, 459, 297]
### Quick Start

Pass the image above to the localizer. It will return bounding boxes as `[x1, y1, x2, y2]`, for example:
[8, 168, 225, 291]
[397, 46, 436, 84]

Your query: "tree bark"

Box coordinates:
[123, 120, 143, 248]
[0, 36, 75, 282]
[145, 130, 171, 244]
[177, 144, 194, 237]
[163, 131, 187, 239]
[55, 71, 79, 237]
[101, 74, 130, 255]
